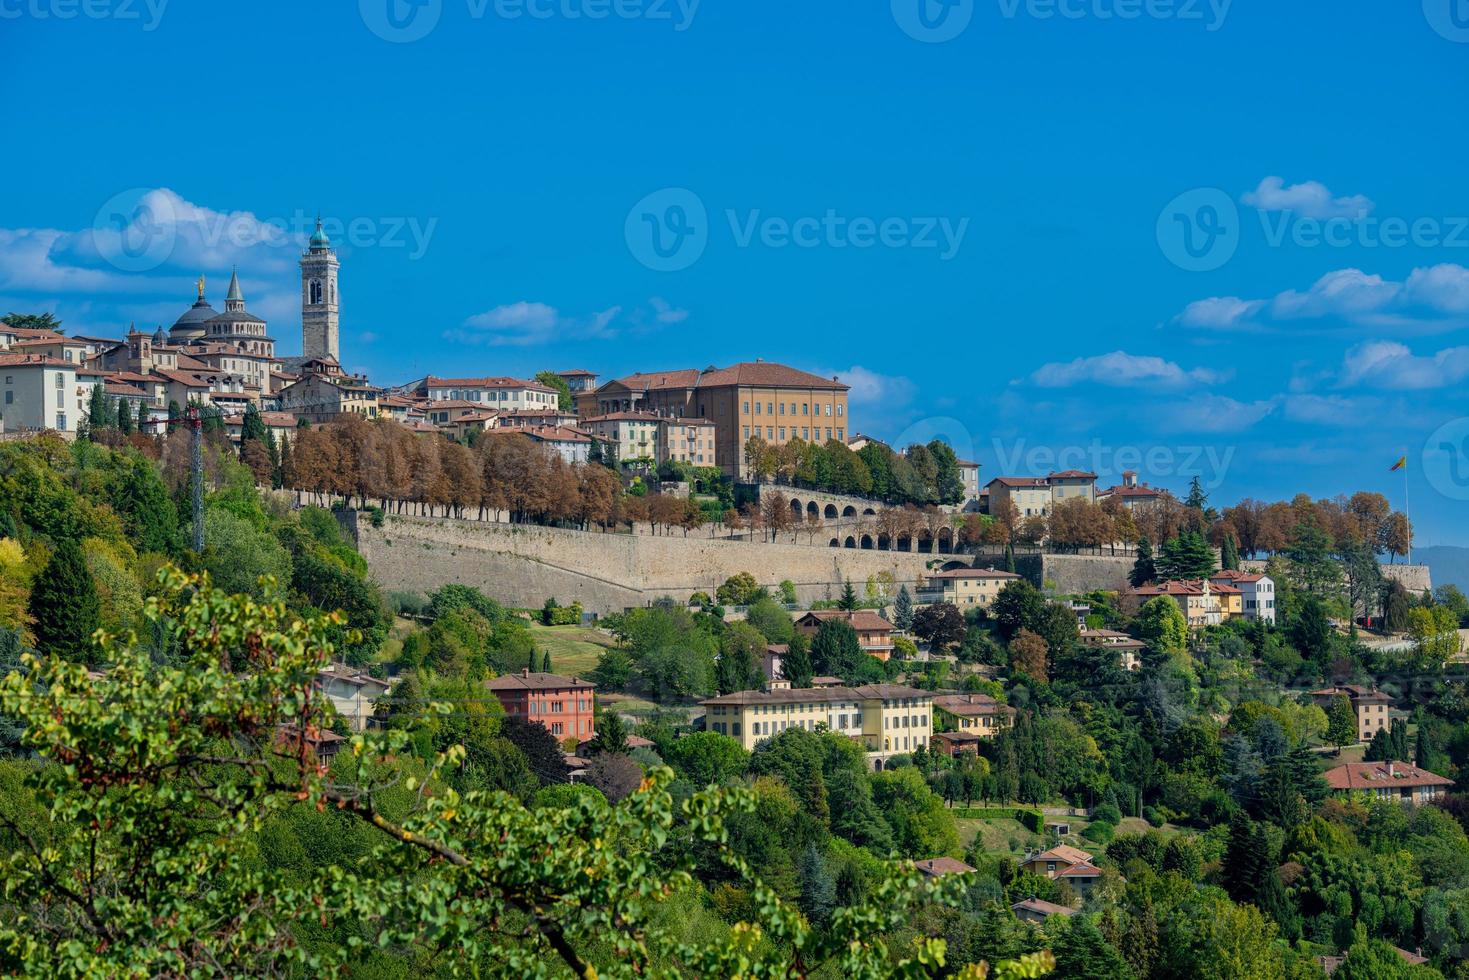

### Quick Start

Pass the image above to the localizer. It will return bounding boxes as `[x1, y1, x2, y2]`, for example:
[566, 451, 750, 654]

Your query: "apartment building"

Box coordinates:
[985, 470, 1097, 518]
[794, 609, 897, 660]
[406, 375, 561, 411]
[1209, 570, 1277, 624]
[932, 693, 1015, 738]
[1128, 580, 1224, 627]
[1309, 685, 1393, 743]
[0, 354, 77, 433]
[918, 567, 1022, 609]
[486, 669, 596, 744]
[1323, 760, 1453, 805]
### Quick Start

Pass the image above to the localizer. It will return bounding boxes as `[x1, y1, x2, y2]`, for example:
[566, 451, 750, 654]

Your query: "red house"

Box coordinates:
[486, 669, 596, 743]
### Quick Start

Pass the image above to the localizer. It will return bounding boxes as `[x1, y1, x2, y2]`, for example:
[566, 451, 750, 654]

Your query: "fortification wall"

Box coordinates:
[352, 513, 956, 614]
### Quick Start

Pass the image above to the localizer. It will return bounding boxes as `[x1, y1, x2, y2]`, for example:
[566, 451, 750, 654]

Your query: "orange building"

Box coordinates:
[485, 669, 596, 743]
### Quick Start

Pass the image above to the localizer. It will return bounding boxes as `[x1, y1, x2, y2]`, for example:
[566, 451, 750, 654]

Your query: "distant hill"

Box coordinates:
[1417, 545, 1469, 592]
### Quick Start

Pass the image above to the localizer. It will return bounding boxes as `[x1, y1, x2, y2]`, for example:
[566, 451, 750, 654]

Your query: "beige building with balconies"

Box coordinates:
[918, 567, 1023, 609]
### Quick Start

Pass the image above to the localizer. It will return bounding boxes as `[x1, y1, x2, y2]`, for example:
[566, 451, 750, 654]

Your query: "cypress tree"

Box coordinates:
[1390, 718, 1409, 761]
[1005, 543, 1016, 574]
[781, 634, 814, 688]
[1130, 537, 1156, 587]
[838, 579, 858, 611]
[1415, 726, 1434, 769]
[1222, 813, 1265, 905]
[1363, 727, 1393, 762]
[166, 399, 182, 433]
[116, 398, 133, 435]
[1221, 533, 1240, 571]
[542, 650, 552, 673]
[28, 538, 100, 663]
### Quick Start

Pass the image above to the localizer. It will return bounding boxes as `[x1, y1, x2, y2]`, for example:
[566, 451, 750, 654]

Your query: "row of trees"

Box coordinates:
[744, 436, 966, 507]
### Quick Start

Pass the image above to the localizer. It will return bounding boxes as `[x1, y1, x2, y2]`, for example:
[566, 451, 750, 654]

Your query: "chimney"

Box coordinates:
[521, 668, 530, 678]
[1387, 760, 1395, 776]
[1122, 470, 1137, 487]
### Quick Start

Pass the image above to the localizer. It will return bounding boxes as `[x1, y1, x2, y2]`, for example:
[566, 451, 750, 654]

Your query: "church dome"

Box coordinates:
[170, 297, 218, 341]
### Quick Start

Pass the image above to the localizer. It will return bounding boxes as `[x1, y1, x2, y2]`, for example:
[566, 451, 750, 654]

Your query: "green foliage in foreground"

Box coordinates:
[0, 568, 1053, 979]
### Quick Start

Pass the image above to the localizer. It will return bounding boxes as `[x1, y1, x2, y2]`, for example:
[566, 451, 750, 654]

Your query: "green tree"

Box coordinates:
[810, 619, 864, 679]
[1129, 537, 1157, 588]
[746, 595, 795, 644]
[1051, 918, 1133, 980]
[85, 384, 113, 434]
[2, 312, 62, 331]
[781, 633, 814, 689]
[534, 370, 575, 411]
[27, 537, 100, 663]
[3, 569, 1044, 977]
[716, 621, 766, 694]
[1156, 531, 1215, 581]
[1134, 596, 1188, 656]
[992, 579, 1044, 641]
[115, 398, 134, 435]
[716, 572, 764, 606]
[199, 509, 293, 599]
[893, 585, 914, 630]
[1220, 533, 1239, 571]
[587, 710, 629, 755]
[839, 579, 859, 611]
[666, 730, 749, 785]
[1325, 694, 1357, 753]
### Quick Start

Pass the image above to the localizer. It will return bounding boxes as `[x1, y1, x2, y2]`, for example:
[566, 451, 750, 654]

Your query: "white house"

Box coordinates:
[1209, 571, 1277, 625]
[0, 354, 78, 434]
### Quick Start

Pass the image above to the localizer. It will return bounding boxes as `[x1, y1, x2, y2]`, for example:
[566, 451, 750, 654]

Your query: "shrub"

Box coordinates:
[1081, 821, 1115, 845]
[1091, 803, 1122, 827]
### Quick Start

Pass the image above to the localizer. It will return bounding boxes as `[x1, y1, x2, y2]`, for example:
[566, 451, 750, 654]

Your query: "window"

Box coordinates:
[778, 427, 786, 440]
[55, 390, 64, 408]
[57, 413, 67, 430]
[3, 392, 9, 405]
[767, 402, 774, 414]
[766, 427, 773, 439]
[754, 402, 761, 415]
[836, 405, 843, 417]
[54, 373, 64, 388]
[824, 404, 831, 416]
[778, 402, 785, 415]
[802, 403, 808, 414]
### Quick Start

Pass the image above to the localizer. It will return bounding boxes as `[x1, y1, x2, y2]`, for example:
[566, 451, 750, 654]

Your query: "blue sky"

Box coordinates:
[4, 0, 1469, 544]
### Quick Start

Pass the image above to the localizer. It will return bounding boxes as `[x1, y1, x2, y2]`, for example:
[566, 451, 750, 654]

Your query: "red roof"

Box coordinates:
[485, 669, 594, 692]
[0, 353, 72, 368]
[914, 857, 975, 876]
[608, 362, 848, 392]
[1324, 761, 1452, 791]
[425, 376, 555, 393]
[797, 609, 894, 632]
[1048, 470, 1097, 480]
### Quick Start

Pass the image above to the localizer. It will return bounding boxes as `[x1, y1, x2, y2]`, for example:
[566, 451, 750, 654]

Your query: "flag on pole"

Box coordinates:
[1390, 455, 1407, 471]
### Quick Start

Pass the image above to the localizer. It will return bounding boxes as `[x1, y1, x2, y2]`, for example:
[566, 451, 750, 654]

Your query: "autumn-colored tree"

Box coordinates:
[1009, 627, 1048, 682]
[761, 489, 794, 543]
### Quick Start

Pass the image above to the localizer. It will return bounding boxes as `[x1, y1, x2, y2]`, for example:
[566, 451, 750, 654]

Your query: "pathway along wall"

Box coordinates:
[350, 512, 957, 615]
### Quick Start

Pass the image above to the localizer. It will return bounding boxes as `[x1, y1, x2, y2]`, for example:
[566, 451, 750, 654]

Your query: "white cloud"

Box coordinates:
[457, 301, 621, 347]
[1028, 351, 1229, 389]
[818, 365, 915, 407]
[1337, 340, 1469, 390]
[649, 297, 688, 324]
[1242, 176, 1374, 220]
[1282, 393, 1380, 426]
[1174, 264, 1469, 333]
[1157, 394, 1279, 433]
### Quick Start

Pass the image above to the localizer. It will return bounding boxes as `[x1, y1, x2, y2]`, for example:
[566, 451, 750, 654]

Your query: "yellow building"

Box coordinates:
[933, 693, 1015, 738]
[918, 567, 1023, 609]
[702, 683, 932, 768]
[579, 361, 850, 479]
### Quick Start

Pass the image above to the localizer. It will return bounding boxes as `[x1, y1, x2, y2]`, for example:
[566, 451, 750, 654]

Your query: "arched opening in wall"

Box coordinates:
[896, 533, 913, 552]
[938, 527, 954, 554]
[824, 503, 839, 519]
[862, 507, 876, 516]
[842, 505, 857, 518]
[877, 533, 891, 550]
[790, 498, 803, 516]
[860, 534, 874, 550]
[844, 536, 857, 549]
[917, 531, 934, 553]
[873, 758, 885, 772]
[829, 537, 841, 548]
[807, 501, 819, 517]
[940, 559, 969, 571]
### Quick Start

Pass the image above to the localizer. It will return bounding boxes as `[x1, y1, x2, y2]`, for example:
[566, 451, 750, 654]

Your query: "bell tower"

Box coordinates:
[300, 215, 340, 361]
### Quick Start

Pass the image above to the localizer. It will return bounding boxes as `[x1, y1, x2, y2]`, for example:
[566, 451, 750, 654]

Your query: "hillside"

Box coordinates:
[1419, 545, 1469, 592]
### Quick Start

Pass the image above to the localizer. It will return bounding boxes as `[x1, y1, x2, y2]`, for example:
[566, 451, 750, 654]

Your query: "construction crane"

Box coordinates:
[141, 404, 205, 552]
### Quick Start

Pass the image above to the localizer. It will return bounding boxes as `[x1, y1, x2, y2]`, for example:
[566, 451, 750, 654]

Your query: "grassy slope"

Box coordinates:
[523, 622, 618, 676]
